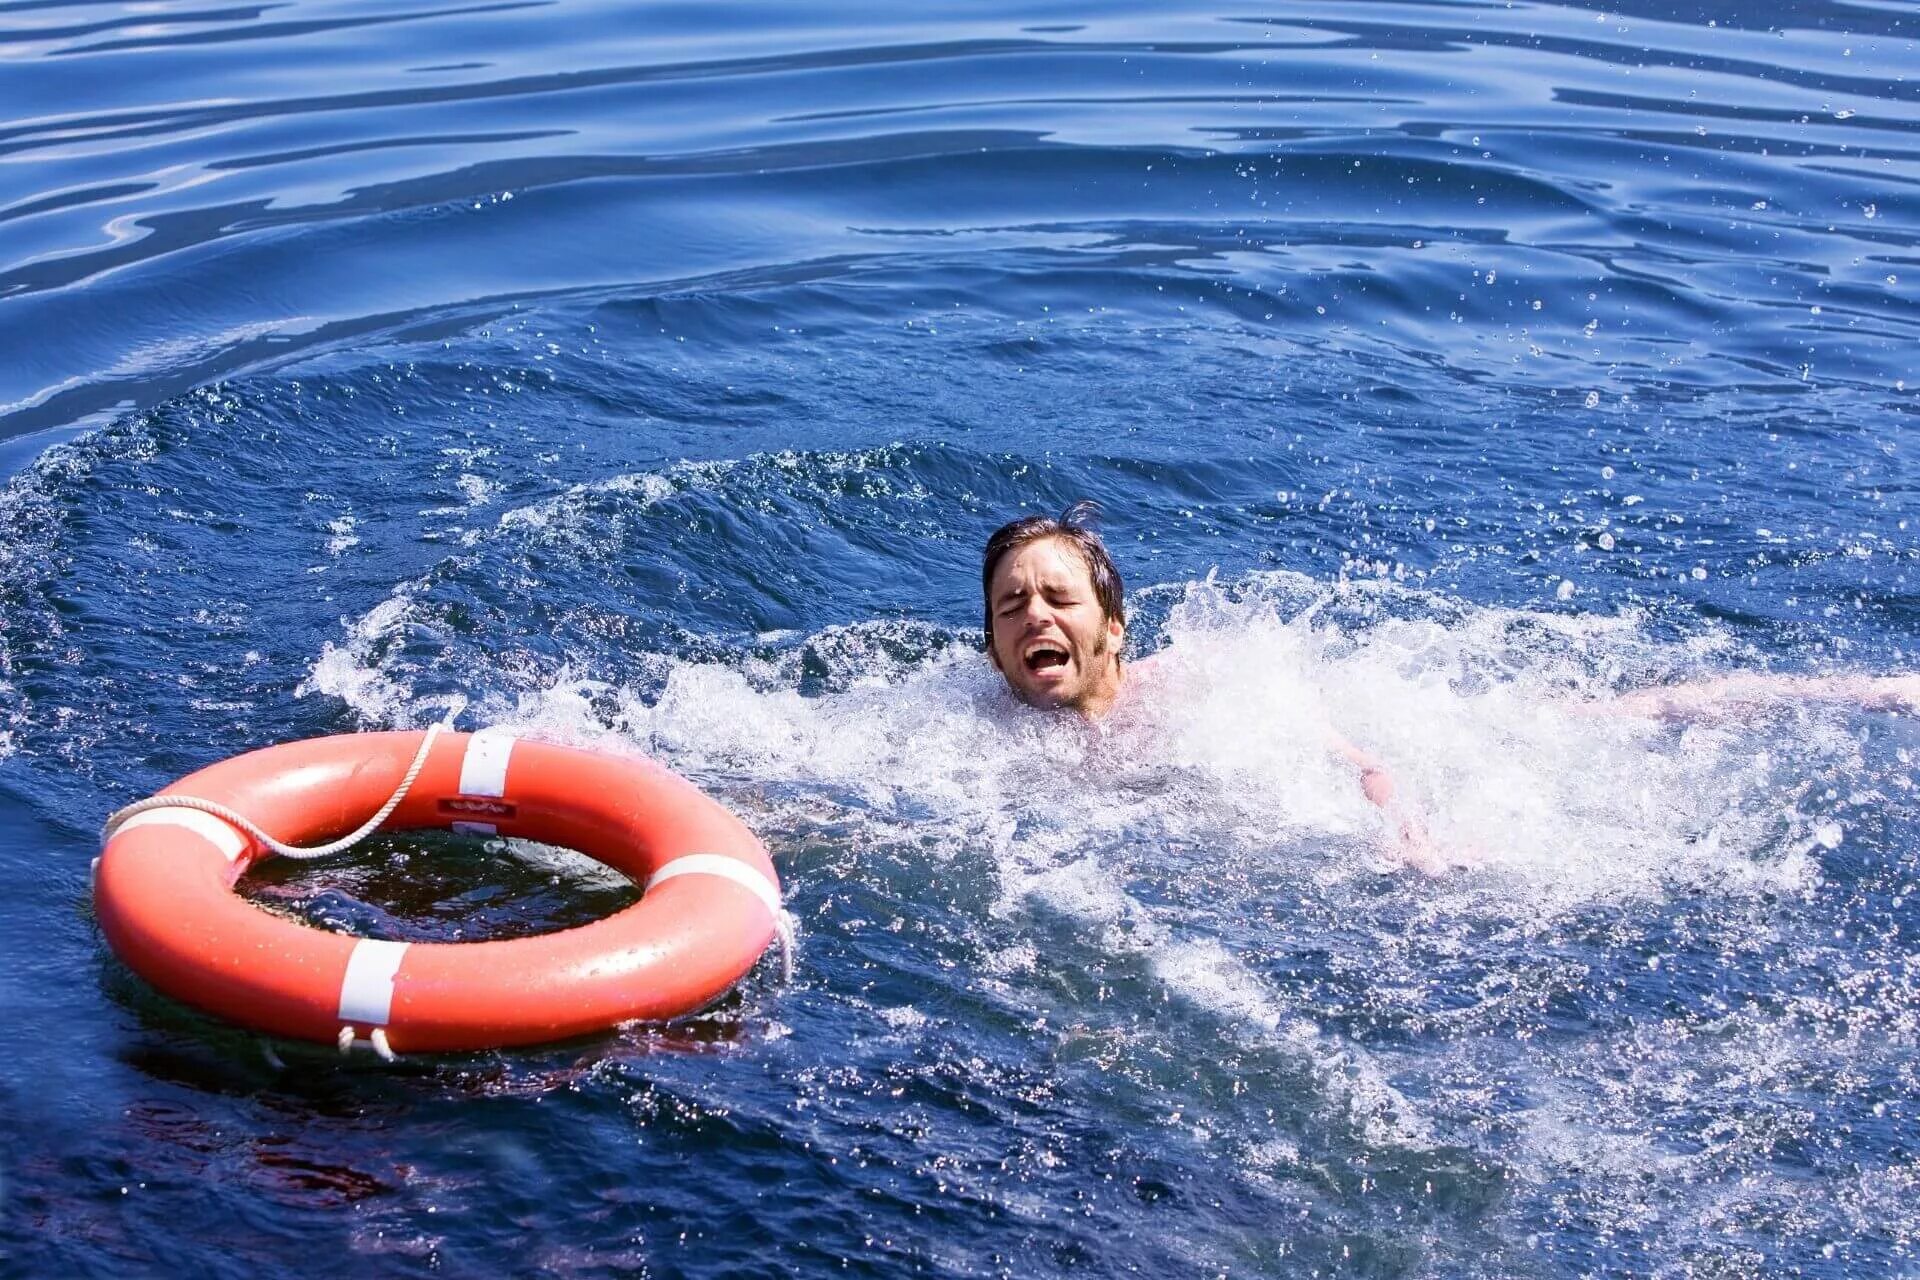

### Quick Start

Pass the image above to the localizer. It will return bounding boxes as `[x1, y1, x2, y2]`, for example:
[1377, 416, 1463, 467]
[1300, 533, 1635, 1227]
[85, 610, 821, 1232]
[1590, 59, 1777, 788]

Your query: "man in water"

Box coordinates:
[981, 501, 1918, 870]
[982, 501, 1130, 719]
[982, 500, 1428, 858]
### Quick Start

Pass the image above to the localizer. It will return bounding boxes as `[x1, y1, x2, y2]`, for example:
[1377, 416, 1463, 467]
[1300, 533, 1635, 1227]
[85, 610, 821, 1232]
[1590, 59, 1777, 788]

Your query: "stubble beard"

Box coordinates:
[1059, 626, 1116, 714]
[1000, 625, 1118, 714]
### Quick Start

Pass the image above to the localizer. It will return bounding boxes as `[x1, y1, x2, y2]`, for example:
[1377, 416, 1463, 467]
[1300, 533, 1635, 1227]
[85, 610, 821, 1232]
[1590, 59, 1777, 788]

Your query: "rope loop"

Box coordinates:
[100, 721, 449, 862]
[774, 910, 797, 984]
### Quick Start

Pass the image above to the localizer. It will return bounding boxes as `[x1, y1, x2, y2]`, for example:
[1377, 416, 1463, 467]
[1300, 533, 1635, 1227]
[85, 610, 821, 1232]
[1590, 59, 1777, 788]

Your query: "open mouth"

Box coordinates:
[1023, 643, 1069, 673]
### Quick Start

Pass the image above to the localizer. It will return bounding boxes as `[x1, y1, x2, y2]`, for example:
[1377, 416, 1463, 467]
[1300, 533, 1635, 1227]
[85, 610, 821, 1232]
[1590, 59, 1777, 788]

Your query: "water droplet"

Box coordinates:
[1584, 391, 1601, 409]
[1598, 532, 1615, 551]
[1691, 566, 1708, 580]
[1555, 579, 1576, 601]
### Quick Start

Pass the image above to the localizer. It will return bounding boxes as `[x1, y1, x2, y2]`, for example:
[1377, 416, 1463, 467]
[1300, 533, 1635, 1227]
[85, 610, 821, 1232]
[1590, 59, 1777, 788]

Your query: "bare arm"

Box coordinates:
[1587, 673, 1920, 722]
[1324, 728, 1452, 873]
[1328, 731, 1398, 808]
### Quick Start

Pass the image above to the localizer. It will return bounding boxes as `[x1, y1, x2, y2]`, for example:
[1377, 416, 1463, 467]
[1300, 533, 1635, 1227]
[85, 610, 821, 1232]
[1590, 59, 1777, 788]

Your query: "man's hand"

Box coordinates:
[1330, 731, 1469, 874]
[1587, 672, 1920, 722]
[1381, 802, 1474, 875]
[1862, 675, 1920, 714]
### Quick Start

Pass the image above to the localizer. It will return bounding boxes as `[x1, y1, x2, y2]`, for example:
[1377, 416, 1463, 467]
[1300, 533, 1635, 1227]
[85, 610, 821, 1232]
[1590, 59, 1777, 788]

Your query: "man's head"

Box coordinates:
[982, 501, 1126, 715]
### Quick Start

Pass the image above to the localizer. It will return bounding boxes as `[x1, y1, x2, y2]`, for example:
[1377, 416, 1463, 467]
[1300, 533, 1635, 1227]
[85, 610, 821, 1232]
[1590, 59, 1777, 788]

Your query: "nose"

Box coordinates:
[1018, 597, 1055, 630]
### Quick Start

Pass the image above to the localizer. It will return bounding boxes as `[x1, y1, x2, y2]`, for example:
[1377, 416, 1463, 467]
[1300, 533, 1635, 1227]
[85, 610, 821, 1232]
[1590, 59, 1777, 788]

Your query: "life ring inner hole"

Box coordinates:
[239, 829, 641, 945]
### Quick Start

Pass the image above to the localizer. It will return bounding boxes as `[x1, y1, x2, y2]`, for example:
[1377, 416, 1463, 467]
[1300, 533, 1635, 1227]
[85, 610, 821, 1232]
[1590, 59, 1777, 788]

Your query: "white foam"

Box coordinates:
[455, 474, 497, 506]
[1148, 935, 1437, 1149]
[495, 463, 706, 543]
[324, 514, 359, 556]
[297, 563, 1898, 1156]
[878, 1005, 929, 1032]
[0, 422, 161, 759]
[1128, 572, 1838, 907]
[306, 567, 1874, 915]
[296, 591, 417, 724]
[490, 447, 928, 550]
[494, 836, 633, 891]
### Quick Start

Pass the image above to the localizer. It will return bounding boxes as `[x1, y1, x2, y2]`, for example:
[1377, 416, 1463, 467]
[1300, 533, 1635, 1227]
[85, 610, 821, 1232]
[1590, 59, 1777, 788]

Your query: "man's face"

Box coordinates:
[987, 537, 1125, 713]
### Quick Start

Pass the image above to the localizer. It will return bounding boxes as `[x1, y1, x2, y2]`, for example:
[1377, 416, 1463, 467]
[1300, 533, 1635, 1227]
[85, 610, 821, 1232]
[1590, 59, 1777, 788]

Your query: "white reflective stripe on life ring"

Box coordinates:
[112, 806, 249, 862]
[458, 729, 516, 798]
[337, 938, 410, 1026]
[646, 854, 781, 922]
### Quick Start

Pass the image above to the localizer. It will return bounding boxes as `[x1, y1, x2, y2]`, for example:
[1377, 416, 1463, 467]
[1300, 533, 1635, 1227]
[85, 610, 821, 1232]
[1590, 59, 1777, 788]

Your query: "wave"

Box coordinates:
[6, 0, 1917, 439]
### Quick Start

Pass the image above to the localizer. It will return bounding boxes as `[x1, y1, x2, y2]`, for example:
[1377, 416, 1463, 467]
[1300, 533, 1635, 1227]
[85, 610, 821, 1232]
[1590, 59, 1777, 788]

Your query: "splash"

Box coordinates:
[307, 558, 1844, 912]
[270, 436, 1912, 1207]
[0, 416, 159, 769]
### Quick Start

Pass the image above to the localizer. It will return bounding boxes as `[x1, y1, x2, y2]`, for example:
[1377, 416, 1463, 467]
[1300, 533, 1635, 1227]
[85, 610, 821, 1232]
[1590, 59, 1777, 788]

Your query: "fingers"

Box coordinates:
[1887, 676, 1920, 713]
[1381, 810, 1479, 876]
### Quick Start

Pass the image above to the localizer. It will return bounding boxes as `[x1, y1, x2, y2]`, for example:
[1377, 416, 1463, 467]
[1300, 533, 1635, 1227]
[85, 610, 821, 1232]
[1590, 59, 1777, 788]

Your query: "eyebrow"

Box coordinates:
[994, 580, 1080, 608]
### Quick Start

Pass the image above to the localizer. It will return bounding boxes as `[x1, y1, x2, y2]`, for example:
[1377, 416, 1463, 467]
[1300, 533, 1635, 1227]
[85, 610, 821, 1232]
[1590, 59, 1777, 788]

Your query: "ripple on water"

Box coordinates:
[5, 0, 1920, 1273]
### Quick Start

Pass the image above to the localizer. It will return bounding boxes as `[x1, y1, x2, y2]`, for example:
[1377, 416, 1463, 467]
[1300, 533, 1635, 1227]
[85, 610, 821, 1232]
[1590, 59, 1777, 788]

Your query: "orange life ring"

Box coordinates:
[94, 730, 783, 1052]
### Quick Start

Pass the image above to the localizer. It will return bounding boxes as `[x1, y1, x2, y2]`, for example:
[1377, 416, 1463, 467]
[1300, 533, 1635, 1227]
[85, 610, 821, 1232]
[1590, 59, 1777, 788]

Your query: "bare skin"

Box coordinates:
[1578, 673, 1920, 721]
[987, 539, 1916, 875]
[987, 538, 1127, 717]
[987, 536, 1442, 866]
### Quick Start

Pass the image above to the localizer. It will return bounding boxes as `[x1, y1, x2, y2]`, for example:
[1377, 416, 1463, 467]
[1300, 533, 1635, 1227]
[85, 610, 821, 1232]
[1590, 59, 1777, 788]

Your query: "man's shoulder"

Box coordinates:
[1123, 651, 1167, 690]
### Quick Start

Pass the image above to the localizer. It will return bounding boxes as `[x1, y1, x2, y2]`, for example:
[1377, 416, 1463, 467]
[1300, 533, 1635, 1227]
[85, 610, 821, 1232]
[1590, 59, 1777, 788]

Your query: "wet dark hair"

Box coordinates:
[981, 500, 1125, 643]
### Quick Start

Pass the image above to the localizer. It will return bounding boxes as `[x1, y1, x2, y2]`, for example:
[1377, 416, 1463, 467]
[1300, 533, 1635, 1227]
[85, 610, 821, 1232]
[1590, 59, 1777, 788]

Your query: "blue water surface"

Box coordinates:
[2, 1, 1918, 1275]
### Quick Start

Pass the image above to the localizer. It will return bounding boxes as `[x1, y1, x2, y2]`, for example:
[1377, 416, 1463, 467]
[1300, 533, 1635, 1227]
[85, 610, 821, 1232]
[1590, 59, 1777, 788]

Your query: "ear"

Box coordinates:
[1109, 617, 1125, 649]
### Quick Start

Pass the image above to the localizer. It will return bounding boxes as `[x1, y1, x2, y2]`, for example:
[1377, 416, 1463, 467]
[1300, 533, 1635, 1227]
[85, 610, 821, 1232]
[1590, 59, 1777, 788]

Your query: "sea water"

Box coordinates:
[2, 1, 1917, 1274]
